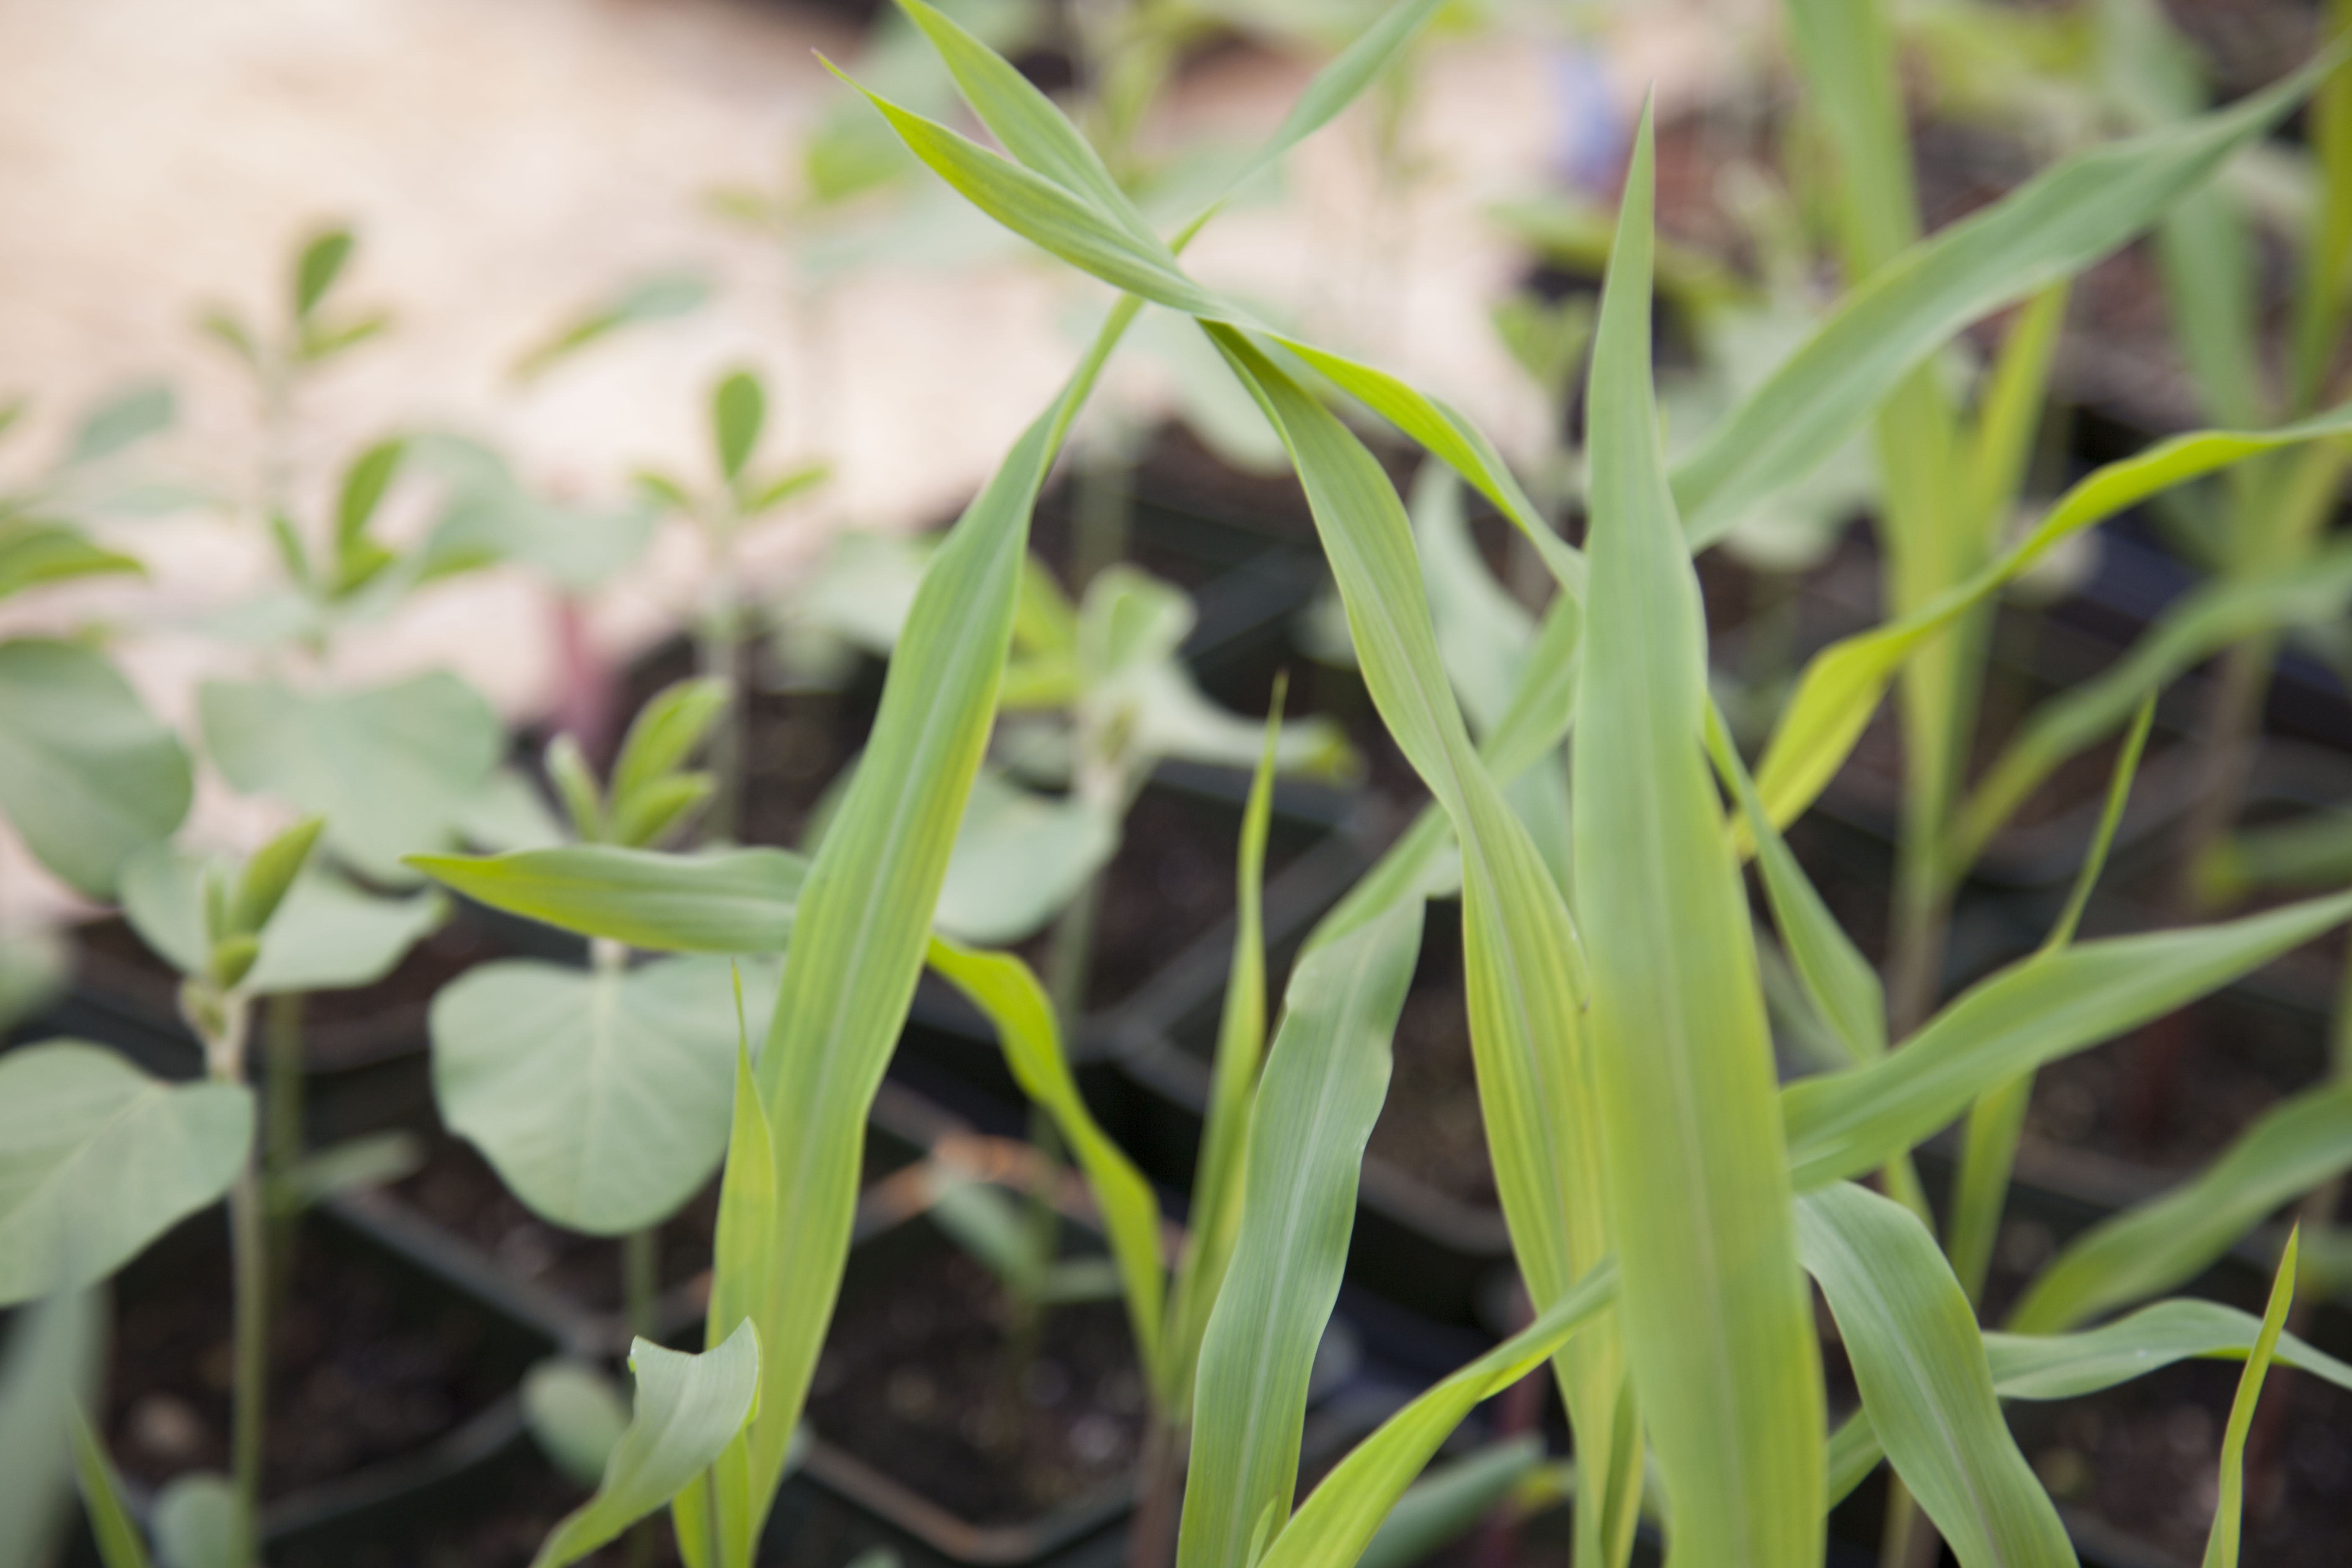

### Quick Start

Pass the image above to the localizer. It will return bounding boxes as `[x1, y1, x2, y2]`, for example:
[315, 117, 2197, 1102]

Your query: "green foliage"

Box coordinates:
[0, 640, 192, 900]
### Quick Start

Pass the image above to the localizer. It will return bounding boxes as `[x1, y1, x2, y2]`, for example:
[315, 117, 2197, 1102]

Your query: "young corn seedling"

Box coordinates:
[858, 10, 2352, 1568]
[635, 369, 829, 844]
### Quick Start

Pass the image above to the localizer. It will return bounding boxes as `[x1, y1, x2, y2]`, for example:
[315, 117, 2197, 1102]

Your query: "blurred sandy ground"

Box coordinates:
[0, 0, 1754, 920]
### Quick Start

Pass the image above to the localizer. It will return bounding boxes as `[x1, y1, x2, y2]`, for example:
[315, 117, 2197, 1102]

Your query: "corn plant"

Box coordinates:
[837, 10, 2352, 1568]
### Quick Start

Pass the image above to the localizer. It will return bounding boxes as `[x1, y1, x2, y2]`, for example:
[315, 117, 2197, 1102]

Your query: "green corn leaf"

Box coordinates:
[892, 0, 1164, 253]
[712, 372, 766, 486]
[1708, 703, 1885, 1063]
[1164, 686, 1283, 1414]
[2008, 1083, 2352, 1333]
[1827, 1294, 2352, 1506]
[923, 937, 1168, 1397]
[673, 1028, 778, 1568]
[1749, 400, 2352, 836]
[68, 1408, 152, 1568]
[2203, 1230, 2296, 1568]
[1204, 321, 1629, 1558]
[0, 639, 192, 900]
[1984, 1297, 2352, 1399]
[1669, 45, 2346, 546]
[1179, 896, 1426, 1568]
[1355, 1436, 1545, 1568]
[1797, 1182, 2075, 1568]
[293, 228, 355, 320]
[1783, 890, 2352, 1190]
[531, 1324, 761, 1568]
[1255, 1260, 1617, 1568]
[409, 845, 806, 953]
[836, 23, 1573, 593]
[717, 289, 1145, 1545]
[228, 814, 324, 937]
[1571, 110, 1822, 1568]
[0, 1044, 252, 1305]
[432, 955, 772, 1235]
[1955, 544, 2352, 872]
[0, 519, 143, 603]
[611, 678, 730, 809]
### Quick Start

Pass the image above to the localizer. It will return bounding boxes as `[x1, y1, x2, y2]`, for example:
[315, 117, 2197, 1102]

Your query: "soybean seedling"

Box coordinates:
[634, 370, 829, 847]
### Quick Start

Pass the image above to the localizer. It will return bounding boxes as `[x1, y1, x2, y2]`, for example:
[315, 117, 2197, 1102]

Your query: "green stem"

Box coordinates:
[623, 1225, 660, 1343]
[1071, 440, 1130, 594]
[699, 525, 748, 845]
[196, 988, 263, 1568]
[1947, 1074, 2033, 1308]
[261, 993, 305, 1300]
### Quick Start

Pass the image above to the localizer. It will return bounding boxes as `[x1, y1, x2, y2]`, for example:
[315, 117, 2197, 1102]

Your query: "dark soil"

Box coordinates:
[1367, 910, 1497, 1212]
[2022, 1357, 2352, 1568]
[273, 1465, 667, 1568]
[105, 1217, 522, 1501]
[805, 1242, 1147, 1527]
[391, 1136, 723, 1316]
[1015, 784, 1315, 1015]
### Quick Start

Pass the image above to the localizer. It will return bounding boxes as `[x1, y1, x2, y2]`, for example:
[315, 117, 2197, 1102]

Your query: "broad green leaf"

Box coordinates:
[924, 938, 1167, 1390]
[718, 287, 1147, 1543]
[0, 518, 142, 602]
[410, 845, 806, 954]
[1955, 544, 2352, 871]
[293, 228, 355, 320]
[121, 849, 443, 996]
[524, 1359, 632, 1487]
[1180, 897, 1424, 1568]
[433, 955, 773, 1235]
[512, 272, 709, 382]
[1669, 47, 2345, 546]
[931, 768, 1117, 946]
[713, 372, 765, 485]
[2008, 1083, 2352, 1333]
[0, 930, 65, 1037]
[531, 1324, 761, 1568]
[1796, 1182, 2074, 1568]
[1749, 400, 2352, 836]
[1163, 691, 1283, 1416]
[2202, 1231, 2295, 1568]
[1206, 321, 1627, 1561]
[1571, 113, 1821, 1568]
[1255, 1260, 1617, 1568]
[0, 1043, 251, 1304]
[67, 384, 175, 467]
[0, 1291, 94, 1568]
[151, 1473, 235, 1568]
[1783, 890, 2352, 1190]
[1355, 1437, 1545, 1568]
[201, 672, 502, 883]
[0, 639, 191, 899]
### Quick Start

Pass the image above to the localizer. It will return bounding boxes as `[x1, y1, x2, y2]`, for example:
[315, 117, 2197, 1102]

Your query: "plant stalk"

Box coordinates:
[262, 992, 305, 1301]
[699, 524, 749, 845]
[196, 989, 263, 1568]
